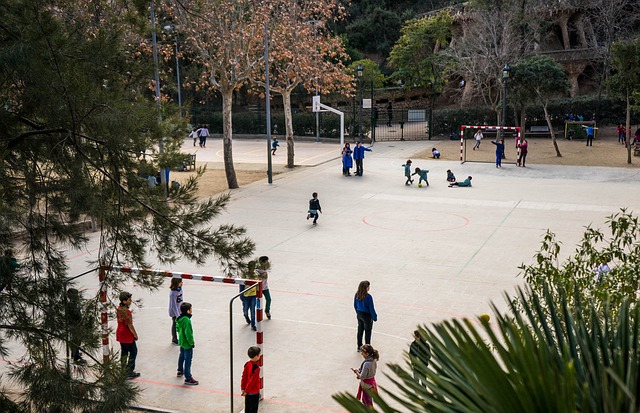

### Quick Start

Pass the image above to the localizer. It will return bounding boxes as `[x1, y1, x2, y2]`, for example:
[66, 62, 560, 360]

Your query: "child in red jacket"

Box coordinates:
[241, 346, 262, 413]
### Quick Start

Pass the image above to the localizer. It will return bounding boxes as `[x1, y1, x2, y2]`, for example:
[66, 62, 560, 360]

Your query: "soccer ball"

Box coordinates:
[480, 314, 490, 323]
[418, 183, 422, 187]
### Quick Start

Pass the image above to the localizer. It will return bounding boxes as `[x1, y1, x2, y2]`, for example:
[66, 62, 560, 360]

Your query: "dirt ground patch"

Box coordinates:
[173, 166, 284, 199]
[415, 127, 639, 168]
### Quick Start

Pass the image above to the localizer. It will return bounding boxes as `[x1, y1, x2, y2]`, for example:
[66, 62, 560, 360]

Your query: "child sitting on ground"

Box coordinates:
[402, 160, 413, 185]
[431, 148, 441, 159]
[449, 176, 472, 187]
[412, 167, 429, 186]
[446, 169, 456, 183]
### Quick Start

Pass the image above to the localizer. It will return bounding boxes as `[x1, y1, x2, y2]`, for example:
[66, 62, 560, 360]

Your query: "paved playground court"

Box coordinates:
[4, 139, 639, 413]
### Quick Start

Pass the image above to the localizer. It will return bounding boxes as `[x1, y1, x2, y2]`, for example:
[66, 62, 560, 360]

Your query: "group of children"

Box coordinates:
[128, 276, 265, 411]
[402, 161, 472, 188]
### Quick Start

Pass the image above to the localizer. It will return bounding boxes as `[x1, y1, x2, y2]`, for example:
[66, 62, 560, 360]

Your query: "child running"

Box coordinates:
[307, 192, 322, 225]
[412, 167, 429, 186]
[402, 160, 413, 185]
[271, 137, 279, 155]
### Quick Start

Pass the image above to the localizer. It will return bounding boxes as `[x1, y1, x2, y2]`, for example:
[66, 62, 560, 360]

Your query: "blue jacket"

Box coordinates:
[354, 294, 378, 321]
[492, 141, 505, 155]
[353, 145, 372, 160]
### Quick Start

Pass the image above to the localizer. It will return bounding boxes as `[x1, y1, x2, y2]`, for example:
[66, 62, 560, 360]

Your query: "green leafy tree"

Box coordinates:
[519, 209, 640, 319]
[0, 0, 253, 410]
[510, 56, 570, 157]
[608, 38, 640, 164]
[334, 284, 640, 413]
[349, 59, 386, 89]
[387, 11, 452, 90]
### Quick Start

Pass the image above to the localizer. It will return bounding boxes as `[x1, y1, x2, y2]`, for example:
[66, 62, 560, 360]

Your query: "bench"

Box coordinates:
[527, 125, 562, 139]
[634, 143, 640, 157]
[178, 154, 196, 171]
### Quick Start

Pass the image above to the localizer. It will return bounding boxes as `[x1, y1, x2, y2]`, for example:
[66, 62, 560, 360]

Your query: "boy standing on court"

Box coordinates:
[241, 346, 262, 413]
[176, 302, 199, 385]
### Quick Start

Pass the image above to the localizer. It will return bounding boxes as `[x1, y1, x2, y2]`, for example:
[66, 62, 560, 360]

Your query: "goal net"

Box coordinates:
[459, 125, 521, 164]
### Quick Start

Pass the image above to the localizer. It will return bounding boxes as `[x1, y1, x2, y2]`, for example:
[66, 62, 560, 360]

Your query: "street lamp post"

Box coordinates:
[501, 64, 511, 137]
[164, 25, 182, 118]
[357, 64, 363, 141]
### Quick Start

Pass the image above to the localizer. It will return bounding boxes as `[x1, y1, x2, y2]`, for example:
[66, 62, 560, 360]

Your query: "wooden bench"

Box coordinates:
[634, 143, 640, 157]
[178, 154, 196, 171]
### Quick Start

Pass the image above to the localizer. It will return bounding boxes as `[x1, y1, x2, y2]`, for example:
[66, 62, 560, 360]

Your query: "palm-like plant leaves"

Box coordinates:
[334, 285, 640, 412]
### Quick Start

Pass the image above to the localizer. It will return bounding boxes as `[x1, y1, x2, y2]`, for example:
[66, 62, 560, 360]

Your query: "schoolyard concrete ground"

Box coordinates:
[3, 138, 639, 413]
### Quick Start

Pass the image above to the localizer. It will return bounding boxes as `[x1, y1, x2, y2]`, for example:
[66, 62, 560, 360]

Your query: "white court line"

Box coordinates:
[368, 193, 618, 213]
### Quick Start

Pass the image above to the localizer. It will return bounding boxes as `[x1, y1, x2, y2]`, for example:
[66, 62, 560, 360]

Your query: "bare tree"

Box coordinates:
[448, 0, 537, 124]
[172, 0, 268, 189]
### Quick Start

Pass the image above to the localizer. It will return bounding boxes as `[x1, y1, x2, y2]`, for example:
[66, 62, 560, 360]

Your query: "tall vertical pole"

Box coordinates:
[314, 23, 320, 143]
[265, 23, 272, 184]
[98, 266, 109, 363]
[150, 0, 167, 195]
[357, 66, 363, 141]
[175, 33, 182, 118]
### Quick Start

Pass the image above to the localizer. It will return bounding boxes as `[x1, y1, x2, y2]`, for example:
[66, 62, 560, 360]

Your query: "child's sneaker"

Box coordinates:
[306, 214, 310, 220]
[177, 371, 183, 377]
[184, 377, 199, 385]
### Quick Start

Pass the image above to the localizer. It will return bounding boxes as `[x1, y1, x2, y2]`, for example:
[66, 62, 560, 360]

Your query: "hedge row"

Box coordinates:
[189, 95, 634, 139]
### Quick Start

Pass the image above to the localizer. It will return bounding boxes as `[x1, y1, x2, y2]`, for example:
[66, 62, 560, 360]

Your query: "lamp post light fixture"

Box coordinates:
[306, 19, 322, 143]
[501, 63, 511, 134]
[163, 24, 182, 118]
[357, 64, 363, 141]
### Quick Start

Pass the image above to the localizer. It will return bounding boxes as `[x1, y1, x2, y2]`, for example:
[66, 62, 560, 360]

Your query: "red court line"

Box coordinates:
[130, 378, 347, 412]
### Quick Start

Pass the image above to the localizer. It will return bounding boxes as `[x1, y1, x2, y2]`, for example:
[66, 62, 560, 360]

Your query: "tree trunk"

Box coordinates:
[221, 88, 239, 189]
[626, 90, 632, 164]
[543, 102, 562, 157]
[282, 91, 295, 168]
[520, 108, 527, 141]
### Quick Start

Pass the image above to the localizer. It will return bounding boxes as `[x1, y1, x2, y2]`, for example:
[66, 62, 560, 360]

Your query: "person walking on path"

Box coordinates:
[409, 330, 431, 386]
[176, 302, 199, 385]
[352, 344, 379, 409]
[66, 288, 87, 365]
[354, 281, 377, 351]
[386, 102, 393, 127]
[491, 139, 505, 168]
[168, 277, 183, 345]
[307, 192, 322, 225]
[271, 137, 279, 155]
[342, 143, 353, 176]
[473, 130, 483, 150]
[412, 167, 429, 186]
[241, 346, 262, 413]
[241, 260, 258, 331]
[189, 128, 198, 147]
[116, 291, 140, 379]
[517, 139, 528, 167]
[402, 160, 413, 185]
[256, 256, 272, 320]
[353, 141, 372, 176]
[198, 126, 209, 148]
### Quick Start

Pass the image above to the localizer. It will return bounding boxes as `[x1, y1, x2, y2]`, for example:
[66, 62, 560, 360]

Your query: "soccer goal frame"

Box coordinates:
[459, 125, 522, 164]
[98, 265, 265, 408]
